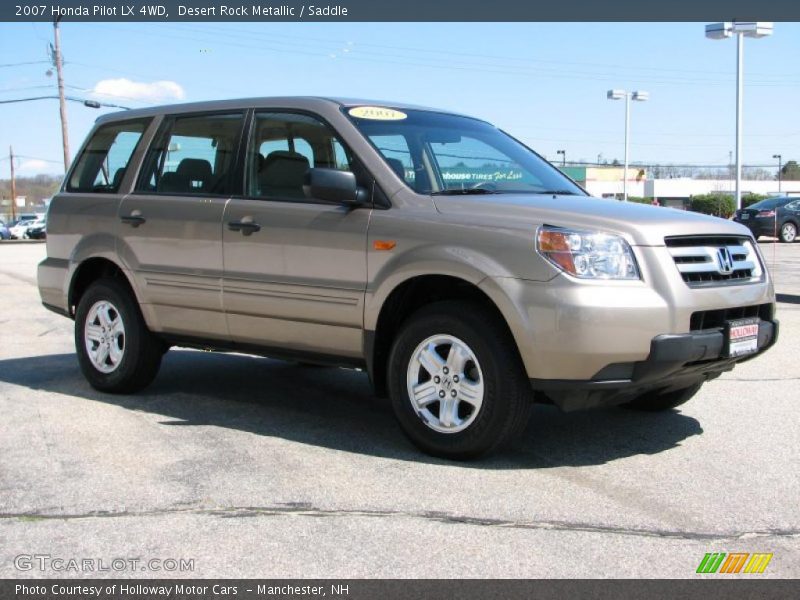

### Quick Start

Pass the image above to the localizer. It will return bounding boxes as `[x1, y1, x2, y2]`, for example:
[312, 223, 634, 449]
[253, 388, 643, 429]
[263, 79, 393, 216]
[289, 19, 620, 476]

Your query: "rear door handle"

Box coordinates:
[228, 220, 261, 236]
[120, 211, 146, 227]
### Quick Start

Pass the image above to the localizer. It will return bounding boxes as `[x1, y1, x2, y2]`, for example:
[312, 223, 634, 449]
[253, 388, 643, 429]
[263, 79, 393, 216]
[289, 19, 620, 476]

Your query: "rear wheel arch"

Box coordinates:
[367, 274, 522, 397]
[69, 257, 137, 318]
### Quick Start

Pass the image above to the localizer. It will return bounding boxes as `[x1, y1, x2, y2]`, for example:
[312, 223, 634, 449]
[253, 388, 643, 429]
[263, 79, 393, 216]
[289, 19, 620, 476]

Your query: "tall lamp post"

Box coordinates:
[773, 154, 782, 194]
[556, 149, 566, 167]
[607, 89, 649, 201]
[706, 22, 774, 211]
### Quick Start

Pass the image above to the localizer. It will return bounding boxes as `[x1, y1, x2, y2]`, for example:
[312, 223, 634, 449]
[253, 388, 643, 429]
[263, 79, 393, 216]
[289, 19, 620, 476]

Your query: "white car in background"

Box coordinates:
[10, 216, 44, 239]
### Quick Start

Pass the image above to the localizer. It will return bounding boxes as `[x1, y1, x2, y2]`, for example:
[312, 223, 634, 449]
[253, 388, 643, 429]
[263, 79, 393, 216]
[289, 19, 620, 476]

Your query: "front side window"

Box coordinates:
[67, 119, 151, 193]
[246, 112, 352, 200]
[346, 108, 585, 197]
[137, 112, 244, 196]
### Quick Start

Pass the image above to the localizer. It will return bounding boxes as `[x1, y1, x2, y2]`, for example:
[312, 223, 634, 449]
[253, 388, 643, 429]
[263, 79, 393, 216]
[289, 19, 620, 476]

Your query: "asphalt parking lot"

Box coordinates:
[0, 241, 798, 579]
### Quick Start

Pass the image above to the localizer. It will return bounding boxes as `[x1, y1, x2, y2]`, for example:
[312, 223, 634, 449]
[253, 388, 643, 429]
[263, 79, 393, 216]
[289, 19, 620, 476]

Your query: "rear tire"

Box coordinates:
[74, 278, 163, 393]
[779, 222, 797, 243]
[388, 301, 532, 460]
[624, 382, 703, 412]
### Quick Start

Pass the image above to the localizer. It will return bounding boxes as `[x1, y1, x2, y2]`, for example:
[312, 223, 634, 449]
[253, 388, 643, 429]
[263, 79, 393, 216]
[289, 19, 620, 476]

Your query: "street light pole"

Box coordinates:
[735, 31, 743, 212]
[773, 154, 782, 193]
[623, 92, 630, 201]
[706, 22, 774, 211]
[607, 89, 649, 201]
[556, 149, 566, 167]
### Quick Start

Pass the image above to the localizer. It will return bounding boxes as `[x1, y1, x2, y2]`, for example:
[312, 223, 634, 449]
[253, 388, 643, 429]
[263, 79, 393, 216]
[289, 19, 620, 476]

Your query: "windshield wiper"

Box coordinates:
[431, 188, 498, 196]
[534, 190, 581, 196]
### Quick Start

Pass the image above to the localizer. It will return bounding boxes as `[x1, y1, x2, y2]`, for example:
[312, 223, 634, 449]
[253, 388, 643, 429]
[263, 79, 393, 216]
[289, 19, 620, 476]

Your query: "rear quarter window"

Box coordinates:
[67, 119, 151, 193]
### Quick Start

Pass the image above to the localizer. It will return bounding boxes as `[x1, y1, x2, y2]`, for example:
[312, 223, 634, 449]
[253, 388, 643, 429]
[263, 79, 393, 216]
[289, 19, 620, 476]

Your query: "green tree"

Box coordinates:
[0, 175, 61, 206]
[742, 192, 767, 208]
[780, 160, 800, 181]
[689, 193, 735, 218]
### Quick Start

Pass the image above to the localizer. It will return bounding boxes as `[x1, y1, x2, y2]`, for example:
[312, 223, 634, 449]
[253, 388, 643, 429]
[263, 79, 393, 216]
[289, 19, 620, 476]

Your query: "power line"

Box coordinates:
[0, 85, 56, 94]
[0, 95, 131, 109]
[0, 95, 65, 105]
[125, 23, 799, 88]
[167, 23, 799, 80]
[0, 60, 50, 68]
[13, 24, 799, 89]
[65, 83, 148, 104]
[0, 155, 63, 164]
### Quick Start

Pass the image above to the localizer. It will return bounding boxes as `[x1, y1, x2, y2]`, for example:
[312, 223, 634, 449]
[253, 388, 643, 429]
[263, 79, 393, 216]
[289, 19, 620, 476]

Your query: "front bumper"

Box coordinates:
[531, 319, 778, 411]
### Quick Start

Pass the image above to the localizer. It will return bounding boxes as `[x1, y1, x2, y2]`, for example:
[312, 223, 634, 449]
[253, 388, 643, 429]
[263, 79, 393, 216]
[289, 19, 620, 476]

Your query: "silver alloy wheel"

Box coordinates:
[84, 300, 126, 374]
[782, 223, 797, 242]
[406, 334, 485, 434]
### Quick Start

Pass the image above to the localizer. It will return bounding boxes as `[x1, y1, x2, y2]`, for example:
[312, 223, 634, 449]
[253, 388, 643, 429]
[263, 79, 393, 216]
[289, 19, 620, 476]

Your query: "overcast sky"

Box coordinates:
[1, 21, 799, 177]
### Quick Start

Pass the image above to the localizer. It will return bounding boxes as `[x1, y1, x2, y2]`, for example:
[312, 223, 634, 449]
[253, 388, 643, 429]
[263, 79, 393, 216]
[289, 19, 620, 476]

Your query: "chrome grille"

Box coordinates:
[665, 235, 763, 287]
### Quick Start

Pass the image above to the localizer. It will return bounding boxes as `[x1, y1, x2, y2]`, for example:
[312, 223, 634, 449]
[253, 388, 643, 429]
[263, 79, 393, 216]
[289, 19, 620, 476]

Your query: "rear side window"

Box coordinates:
[136, 112, 244, 196]
[67, 119, 151, 193]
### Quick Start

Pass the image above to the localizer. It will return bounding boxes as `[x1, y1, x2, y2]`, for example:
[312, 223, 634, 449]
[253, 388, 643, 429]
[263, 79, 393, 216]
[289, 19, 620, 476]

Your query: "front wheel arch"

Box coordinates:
[368, 274, 522, 398]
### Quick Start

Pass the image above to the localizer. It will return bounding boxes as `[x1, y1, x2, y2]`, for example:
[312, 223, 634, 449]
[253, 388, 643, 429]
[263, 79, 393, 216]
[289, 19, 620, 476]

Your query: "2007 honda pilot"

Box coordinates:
[38, 97, 778, 459]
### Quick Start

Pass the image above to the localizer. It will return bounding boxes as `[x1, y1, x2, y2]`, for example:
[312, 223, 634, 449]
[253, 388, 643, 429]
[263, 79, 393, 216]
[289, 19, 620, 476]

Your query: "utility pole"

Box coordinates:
[9, 146, 17, 222]
[773, 154, 783, 194]
[53, 18, 70, 172]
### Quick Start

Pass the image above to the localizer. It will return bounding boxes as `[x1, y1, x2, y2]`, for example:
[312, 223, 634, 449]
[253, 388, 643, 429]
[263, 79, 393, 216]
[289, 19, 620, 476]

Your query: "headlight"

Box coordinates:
[536, 226, 640, 280]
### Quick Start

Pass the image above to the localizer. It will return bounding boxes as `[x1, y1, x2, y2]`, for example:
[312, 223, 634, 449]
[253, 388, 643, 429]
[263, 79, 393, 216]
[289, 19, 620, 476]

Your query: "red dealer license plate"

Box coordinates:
[726, 318, 760, 357]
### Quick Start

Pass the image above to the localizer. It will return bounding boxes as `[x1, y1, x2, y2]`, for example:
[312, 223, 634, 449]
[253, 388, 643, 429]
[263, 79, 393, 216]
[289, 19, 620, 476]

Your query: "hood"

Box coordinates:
[432, 194, 752, 246]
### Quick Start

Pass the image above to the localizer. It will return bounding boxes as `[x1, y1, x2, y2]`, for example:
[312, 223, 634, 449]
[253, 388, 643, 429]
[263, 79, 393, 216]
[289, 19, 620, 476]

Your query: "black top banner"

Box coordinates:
[3, 0, 800, 22]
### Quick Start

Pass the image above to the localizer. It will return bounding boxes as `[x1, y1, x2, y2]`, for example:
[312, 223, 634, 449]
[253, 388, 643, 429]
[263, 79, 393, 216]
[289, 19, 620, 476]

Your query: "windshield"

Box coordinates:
[346, 107, 585, 197]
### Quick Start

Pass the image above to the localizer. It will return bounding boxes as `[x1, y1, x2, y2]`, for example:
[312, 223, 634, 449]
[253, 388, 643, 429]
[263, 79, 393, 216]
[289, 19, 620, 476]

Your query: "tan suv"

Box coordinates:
[38, 97, 778, 459]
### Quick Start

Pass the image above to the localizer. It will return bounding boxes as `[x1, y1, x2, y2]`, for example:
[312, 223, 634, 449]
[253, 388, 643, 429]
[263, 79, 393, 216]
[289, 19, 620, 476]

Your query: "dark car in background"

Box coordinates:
[26, 218, 47, 240]
[734, 196, 800, 243]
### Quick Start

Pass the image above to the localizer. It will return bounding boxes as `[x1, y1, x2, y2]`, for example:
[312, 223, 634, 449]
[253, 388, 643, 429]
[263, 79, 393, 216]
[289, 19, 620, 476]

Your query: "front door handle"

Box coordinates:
[120, 211, 146, 227]
[228, 219, 261, 236]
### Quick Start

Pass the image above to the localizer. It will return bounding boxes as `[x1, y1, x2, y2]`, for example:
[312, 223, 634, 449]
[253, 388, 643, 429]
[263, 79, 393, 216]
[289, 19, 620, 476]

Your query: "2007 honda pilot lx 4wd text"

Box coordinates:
[38, 97, 778, 459]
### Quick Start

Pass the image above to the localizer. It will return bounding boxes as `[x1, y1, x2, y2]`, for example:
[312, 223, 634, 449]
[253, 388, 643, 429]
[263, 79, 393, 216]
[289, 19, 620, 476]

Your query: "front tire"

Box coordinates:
[779, 222, 797, 243]
[624, 382, 703, 412]
[388, 301, 532, 460]
[74, 278, 163, 393]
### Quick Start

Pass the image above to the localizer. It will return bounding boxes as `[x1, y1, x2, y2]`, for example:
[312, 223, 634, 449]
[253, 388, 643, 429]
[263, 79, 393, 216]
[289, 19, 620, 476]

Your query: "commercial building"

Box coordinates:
[561, 165, 798, 207]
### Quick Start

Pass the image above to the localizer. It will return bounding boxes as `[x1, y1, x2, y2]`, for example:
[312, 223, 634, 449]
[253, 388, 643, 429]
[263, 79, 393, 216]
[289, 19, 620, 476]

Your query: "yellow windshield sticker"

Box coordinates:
[348, 106, 408, 121]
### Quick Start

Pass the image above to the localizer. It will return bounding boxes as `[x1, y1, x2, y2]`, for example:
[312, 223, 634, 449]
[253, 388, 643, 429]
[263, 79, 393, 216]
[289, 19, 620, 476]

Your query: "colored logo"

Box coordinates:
[696, 552, 773, 574]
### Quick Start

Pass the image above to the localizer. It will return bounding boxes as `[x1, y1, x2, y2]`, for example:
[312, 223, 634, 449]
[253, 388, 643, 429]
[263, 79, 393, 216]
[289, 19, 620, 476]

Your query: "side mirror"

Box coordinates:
[303, 168, 367, 206]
